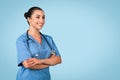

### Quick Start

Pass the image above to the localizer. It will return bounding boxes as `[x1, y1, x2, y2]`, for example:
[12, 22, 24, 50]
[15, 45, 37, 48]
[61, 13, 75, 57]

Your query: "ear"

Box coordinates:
[27, 17, 31, 23]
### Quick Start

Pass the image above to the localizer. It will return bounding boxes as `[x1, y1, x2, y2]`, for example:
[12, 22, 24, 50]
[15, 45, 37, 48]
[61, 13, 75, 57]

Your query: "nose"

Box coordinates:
[39, 17, 45, 23]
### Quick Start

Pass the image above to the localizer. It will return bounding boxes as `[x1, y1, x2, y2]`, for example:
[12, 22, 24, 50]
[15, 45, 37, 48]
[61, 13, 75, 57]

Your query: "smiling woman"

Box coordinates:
[24, 7, 45, 31]
[16, 6, 62, 80]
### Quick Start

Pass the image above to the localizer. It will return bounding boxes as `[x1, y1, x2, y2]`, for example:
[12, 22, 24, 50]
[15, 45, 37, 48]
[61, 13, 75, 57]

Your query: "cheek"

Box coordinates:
[32, 20, 38, 24]
[30, 20, 37, 26]
[43, 20, 45, 23]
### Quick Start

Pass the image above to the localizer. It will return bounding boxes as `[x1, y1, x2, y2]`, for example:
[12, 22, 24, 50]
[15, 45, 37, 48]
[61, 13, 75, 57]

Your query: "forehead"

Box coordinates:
[32, 10, 44, 16]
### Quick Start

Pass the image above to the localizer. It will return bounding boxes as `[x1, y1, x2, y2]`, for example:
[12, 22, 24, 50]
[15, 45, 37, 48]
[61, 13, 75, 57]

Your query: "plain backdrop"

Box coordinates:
[0, 0, 120, 80]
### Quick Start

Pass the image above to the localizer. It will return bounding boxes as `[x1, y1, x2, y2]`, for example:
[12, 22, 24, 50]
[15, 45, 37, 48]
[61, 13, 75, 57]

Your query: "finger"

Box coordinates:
[26, 59, 33, 63]
[28, 59, 38, 65]
[27, 59, 35, 64]
[28, 62, 37, 67]
[27, 58, 36, 63]
[27, 61, 34, 65]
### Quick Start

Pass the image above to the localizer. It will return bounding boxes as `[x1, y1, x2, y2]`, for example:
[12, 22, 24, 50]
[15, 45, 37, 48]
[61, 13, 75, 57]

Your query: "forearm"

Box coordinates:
[22, 58, 49, 69]
[43, 56, 62, 66]
[22, 56, 62, 69]
[28, 64, 50, 70]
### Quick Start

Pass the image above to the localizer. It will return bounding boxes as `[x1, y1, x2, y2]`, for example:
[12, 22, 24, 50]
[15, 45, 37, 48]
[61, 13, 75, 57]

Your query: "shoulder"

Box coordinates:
[42, 33, 52, 39]
[16, 33, 27, 43]
[42, 33, 53, 41]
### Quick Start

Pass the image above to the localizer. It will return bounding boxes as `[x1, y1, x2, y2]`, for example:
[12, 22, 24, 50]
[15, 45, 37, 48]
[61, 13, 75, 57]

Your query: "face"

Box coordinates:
[28, 10, 45, 30]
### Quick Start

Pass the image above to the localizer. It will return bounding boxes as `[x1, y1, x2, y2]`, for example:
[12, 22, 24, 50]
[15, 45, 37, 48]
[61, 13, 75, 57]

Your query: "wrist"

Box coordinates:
[38, 59, 44, 64]
[41, 59, 47, 64]
[41, 58, 49, 64]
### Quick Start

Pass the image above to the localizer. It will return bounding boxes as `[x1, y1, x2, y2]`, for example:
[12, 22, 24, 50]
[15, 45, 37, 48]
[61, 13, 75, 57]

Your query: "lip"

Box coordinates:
[38, 23, 43, 26]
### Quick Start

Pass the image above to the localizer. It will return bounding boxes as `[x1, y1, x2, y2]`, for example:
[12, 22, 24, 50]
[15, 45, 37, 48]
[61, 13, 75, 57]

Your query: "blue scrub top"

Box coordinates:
[16, 32, 60, 80]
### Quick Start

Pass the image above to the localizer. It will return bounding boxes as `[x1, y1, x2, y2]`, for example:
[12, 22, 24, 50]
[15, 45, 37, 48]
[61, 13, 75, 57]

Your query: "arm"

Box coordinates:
[43, 53, 62, 66]
[22, 58, 50, 69]
[26, 64, 49, 70]
[22, 54, 62, 69]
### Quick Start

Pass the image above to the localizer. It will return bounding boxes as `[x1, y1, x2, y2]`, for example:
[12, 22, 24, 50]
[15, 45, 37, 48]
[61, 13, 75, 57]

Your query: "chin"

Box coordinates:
[38, 26, 43, 30]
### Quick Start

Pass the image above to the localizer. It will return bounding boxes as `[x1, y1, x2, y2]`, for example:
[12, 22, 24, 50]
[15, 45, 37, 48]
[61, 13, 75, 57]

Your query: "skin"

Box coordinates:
[22, 10, 62, 69]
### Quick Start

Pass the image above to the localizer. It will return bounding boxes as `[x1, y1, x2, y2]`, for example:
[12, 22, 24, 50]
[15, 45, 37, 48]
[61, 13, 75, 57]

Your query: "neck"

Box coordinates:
[28, 27, 40, 36]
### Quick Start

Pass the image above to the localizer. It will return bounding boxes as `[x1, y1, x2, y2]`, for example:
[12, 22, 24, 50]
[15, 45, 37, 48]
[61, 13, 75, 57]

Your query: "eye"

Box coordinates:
[42, 15, 45, 19]
[35, 15, 45, 19]
[36, 16, 40, 19]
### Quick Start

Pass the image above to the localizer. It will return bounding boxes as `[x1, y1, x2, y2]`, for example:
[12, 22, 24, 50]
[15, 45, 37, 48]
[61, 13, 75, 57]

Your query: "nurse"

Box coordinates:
[16, 6, 62, 80]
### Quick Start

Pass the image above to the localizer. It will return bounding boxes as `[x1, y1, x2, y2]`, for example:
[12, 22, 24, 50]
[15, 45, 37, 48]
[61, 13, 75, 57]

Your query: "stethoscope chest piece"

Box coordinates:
[51, 50, 55, 55]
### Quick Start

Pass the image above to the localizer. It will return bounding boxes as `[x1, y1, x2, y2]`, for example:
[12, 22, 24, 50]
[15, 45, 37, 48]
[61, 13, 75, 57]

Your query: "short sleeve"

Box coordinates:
[50, 36, 61, 57]
[16, 38, 32, 66]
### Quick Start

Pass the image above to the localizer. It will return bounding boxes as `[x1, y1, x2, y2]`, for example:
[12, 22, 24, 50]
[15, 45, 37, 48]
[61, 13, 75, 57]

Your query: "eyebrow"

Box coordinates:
[35, 14, 45, 16]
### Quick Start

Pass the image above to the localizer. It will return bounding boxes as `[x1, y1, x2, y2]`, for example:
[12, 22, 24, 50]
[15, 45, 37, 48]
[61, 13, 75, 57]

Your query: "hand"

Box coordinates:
[23, 58, 44, 68]
[27, 58, 44, 65]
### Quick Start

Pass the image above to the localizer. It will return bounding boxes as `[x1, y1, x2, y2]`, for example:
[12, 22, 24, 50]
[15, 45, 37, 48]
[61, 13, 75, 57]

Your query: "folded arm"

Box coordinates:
[43, 53, 62, 66]
[22, 54, 62, 70]
[22, 60, 50, 69]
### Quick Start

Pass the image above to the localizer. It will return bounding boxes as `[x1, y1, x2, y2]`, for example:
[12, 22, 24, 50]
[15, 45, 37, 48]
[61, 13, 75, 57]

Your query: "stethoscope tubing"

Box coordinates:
[26, 30, 54, 57]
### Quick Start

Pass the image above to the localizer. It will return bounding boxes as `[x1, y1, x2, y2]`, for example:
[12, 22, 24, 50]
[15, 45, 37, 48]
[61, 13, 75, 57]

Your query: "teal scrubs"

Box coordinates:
[16, 32, 60, 80]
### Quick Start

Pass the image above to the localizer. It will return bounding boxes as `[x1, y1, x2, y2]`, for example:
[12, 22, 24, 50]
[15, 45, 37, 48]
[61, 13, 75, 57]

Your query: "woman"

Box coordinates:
[16, 6, 62, 80]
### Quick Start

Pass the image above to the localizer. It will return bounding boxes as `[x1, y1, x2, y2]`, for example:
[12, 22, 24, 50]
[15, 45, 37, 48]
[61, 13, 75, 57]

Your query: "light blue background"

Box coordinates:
[0, 0, 120, 80]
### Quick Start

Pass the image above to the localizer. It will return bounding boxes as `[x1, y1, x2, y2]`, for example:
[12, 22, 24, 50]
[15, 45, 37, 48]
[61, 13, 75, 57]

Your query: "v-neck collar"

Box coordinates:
[28, 34, 43, 46]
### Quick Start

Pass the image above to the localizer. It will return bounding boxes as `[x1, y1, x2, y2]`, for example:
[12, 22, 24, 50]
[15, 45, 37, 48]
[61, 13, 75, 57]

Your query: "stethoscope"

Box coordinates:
[26, 30, 55, 58]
